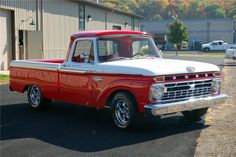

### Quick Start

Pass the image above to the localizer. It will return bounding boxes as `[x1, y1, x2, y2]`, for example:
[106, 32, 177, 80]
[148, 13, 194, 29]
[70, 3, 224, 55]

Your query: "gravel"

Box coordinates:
[194, 60, 236, 157]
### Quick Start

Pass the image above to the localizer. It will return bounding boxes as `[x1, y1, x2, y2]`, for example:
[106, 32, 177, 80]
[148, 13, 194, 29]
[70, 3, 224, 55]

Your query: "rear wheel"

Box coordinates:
[111, 92, 138, 130]
[182, 108, 208, 122]
[27, 85, 51, 109]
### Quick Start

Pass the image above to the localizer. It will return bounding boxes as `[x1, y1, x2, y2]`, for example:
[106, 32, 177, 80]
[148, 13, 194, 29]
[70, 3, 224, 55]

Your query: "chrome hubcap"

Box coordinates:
[114, 99, 129, 125]
[29, 85, 40, 107]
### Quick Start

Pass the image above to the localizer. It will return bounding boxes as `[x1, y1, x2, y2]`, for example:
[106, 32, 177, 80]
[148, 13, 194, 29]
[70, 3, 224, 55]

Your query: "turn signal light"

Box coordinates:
[153, 76, 165, 82]
[213, 72, 221, 77]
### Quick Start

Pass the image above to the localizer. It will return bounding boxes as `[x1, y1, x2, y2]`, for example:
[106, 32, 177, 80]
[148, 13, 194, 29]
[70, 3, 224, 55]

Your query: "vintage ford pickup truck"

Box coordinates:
[10, 30, 227, 129]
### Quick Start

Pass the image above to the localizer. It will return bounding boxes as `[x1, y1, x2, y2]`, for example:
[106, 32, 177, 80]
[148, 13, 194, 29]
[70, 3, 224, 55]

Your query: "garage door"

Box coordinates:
[0, 9, 12, 70]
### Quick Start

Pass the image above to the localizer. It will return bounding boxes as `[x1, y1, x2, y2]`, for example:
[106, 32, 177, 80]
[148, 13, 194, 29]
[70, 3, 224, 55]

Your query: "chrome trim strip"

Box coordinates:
[10, 60, 59, 71]
[145, 94, 227, 116]
[59, 67, 93, 74]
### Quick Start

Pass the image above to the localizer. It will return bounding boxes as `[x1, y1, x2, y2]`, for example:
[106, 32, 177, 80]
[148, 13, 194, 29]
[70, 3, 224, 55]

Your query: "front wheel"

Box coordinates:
[27, 85, 51, 110]
[203, 47, 210, 52]
[182, 108, 208, 122]
[111, 92, 138, 130]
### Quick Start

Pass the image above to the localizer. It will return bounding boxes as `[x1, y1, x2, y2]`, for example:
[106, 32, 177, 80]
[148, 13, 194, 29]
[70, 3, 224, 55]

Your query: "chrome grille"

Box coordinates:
[162, 79, 212, 101]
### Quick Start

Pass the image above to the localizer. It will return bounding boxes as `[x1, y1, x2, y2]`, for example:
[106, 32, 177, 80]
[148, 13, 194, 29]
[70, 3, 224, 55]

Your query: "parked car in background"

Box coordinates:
[202, 40, 228, 52]
[225, 46, 236, 60]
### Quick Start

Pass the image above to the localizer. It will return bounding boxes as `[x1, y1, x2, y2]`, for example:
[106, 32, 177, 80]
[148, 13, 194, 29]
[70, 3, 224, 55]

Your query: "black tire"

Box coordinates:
[204, 47, 210, 52]
[111, 92, 138, 130]
[182, 108, 208, 122]
[27, 85, 51, 110]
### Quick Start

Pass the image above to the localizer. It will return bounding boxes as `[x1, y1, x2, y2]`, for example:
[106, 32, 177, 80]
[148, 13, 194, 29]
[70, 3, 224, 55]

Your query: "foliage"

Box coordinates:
[167, 18, 188, 49]
[205, 3, 226, 18]
[0, 75, 9, 81]
[95, 0, 235, 20]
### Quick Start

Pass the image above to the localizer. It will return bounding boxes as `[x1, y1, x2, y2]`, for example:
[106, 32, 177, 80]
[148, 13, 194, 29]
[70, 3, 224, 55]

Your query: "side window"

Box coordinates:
[218, 42, 223, 45]
[72, 40, 94, 63]
[212, 42, 217, 45]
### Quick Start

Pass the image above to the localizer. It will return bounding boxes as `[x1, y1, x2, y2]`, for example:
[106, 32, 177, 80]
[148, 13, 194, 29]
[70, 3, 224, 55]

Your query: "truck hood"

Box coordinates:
[201, 43, 209, 47]
[95, 58, 220, 76]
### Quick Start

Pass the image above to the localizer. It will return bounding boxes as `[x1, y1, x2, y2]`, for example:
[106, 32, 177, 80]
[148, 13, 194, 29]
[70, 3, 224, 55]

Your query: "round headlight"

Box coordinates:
[150, 84, 165, 102]
[154, 88, 164, 100]
[212, 81, 220, 93]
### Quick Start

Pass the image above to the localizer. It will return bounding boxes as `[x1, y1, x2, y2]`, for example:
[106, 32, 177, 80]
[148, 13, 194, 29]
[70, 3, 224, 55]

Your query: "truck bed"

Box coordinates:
[10, 59, 64, 100]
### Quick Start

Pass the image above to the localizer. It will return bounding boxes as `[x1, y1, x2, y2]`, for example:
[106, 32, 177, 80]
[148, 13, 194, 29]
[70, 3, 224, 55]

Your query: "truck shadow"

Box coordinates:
[0, 101, 207, 152]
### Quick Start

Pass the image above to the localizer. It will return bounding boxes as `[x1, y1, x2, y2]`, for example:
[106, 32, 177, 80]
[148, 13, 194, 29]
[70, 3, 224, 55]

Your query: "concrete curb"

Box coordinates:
[0, 71, 10, 75]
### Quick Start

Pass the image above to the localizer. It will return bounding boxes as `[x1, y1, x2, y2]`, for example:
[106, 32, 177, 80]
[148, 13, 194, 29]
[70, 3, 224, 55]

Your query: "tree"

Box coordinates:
[167, 18, 188, 55]
[205, 3, 226, 18]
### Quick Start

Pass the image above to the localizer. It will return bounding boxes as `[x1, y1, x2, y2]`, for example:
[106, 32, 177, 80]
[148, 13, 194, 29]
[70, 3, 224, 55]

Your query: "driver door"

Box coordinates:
[59, 39, 95, 106]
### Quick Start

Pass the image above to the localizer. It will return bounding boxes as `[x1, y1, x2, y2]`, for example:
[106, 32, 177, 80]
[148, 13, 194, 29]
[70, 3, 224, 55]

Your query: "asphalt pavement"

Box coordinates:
[0, 85, 205, 157]
[1, 54, 228, 157]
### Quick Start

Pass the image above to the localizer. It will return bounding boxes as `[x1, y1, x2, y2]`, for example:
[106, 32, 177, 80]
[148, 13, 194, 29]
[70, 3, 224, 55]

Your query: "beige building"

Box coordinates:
[0, 0, 142, 70]
[141, 19, 236, 50]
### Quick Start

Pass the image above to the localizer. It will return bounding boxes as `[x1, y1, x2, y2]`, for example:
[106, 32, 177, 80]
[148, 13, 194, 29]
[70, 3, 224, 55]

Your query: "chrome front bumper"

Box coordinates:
[144, 94, 227, 116]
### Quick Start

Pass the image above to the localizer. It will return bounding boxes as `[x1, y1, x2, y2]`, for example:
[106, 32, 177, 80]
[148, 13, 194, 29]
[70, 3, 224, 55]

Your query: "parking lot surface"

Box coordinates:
[1, 56, 235, 157]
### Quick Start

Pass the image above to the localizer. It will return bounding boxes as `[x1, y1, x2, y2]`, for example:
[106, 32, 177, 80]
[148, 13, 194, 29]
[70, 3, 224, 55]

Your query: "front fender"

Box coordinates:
[96, 79, 151, 112]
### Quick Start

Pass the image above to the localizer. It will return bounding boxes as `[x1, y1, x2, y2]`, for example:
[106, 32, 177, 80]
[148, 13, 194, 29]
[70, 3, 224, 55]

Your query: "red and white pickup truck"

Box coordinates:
[10, 30, 227, 129]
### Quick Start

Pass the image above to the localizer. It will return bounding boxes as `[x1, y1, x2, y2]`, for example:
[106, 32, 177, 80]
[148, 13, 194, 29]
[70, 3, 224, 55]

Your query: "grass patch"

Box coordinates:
[162, 53, 225, 58]
[0, 74, 9, 81]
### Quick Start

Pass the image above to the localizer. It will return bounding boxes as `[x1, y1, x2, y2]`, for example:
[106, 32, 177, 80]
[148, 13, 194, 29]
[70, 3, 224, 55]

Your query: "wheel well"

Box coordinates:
[23, 85, 30, 93]
[105, 89, 137, 108]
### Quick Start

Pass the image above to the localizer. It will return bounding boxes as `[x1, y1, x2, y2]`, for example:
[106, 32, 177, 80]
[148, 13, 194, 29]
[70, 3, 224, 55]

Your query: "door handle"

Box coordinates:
[93, 76, 102, 82]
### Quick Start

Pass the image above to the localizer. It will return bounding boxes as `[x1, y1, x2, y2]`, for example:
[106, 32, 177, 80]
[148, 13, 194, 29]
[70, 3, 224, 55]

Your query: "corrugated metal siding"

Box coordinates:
[42, 0, 79, 59]
[85, 5, 140, 31]
[1, 0, 141, 60]
[107, 12, 131, 30]
[0, 0, 38, 31]
[85, 5, 105, 30]
[0, 0, 40, 60]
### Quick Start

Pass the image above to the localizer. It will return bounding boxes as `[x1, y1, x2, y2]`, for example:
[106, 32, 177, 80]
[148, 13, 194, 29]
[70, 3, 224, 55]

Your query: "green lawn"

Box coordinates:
[0, 74, 9, 81]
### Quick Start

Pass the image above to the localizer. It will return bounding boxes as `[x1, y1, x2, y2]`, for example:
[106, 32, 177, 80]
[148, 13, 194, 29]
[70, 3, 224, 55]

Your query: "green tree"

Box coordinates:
[167, 18, 188, 54]
[205, 3, 226, 18]
[228, 2, 236, 20]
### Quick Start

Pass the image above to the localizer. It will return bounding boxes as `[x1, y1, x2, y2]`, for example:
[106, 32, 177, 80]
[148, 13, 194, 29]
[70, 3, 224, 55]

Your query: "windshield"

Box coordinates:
[97, 35, 161, 62]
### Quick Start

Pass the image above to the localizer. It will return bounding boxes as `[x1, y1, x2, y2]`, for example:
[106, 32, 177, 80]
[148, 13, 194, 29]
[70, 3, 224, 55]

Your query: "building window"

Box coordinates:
[112, 25, 121, 30]
[131, 17, 135, 30]
[79, 4, 85, 30]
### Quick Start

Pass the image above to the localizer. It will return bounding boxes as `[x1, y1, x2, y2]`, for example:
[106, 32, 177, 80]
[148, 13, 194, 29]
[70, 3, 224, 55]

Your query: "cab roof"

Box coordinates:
[71, 30, 152, 39]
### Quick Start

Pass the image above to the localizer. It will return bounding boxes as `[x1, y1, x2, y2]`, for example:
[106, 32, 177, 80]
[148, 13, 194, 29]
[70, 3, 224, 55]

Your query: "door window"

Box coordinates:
[72, 40, 94, 63]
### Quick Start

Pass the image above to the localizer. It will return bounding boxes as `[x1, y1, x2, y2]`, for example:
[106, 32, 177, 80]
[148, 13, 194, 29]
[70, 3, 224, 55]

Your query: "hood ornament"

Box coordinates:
[186, 66, 195, 73]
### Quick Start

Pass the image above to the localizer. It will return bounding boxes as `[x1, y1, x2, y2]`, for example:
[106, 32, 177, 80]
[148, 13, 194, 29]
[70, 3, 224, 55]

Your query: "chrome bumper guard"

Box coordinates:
[144, 94, 227, 116]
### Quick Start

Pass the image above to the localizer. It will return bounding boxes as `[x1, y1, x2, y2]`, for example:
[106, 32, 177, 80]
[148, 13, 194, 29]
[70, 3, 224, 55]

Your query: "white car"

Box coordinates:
[202, 40, 228, 52]
[225, 47, 236, 60]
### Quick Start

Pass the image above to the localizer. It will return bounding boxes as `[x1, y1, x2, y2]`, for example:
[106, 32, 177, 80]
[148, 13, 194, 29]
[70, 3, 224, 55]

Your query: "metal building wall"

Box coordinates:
[42, 0, 79, 59]
[85, 5, 106, 30]
[141, 19, 234, 44]
[0, 0, 40, 60]
[0, 0, 38, 30]
[85, 5, 140, 31]
[1, 0, 141, 61]
[107, 12, 131, 30]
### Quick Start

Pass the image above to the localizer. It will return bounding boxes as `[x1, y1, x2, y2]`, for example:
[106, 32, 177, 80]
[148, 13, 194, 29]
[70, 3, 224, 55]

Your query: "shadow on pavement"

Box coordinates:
[0, 100, 207, 152]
